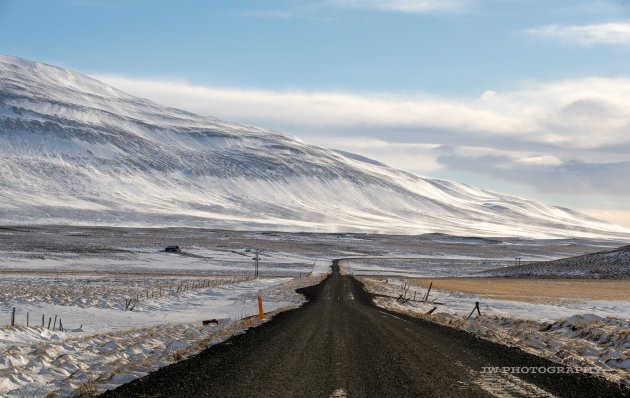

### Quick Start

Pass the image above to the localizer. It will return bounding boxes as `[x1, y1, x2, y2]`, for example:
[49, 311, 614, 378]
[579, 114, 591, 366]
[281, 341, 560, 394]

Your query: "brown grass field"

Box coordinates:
[411, 278, 630, 304]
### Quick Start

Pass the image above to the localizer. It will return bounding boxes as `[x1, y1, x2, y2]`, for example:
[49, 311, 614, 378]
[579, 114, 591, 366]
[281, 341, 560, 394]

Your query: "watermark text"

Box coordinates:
[480, 366, 604, 375]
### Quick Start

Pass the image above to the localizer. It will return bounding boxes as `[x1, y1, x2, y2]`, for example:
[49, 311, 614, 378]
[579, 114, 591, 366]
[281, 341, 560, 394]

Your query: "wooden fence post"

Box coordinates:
[11, 307, 15, 327]
[423, 282, 433, 302]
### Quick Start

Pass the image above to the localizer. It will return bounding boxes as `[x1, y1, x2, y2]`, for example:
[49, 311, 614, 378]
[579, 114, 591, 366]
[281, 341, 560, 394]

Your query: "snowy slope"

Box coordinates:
[0, 54, 628, 238]
[484, 245, 630, 277]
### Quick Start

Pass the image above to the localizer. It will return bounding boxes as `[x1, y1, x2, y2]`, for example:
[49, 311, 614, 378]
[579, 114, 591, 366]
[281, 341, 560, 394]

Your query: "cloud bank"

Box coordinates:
[327, 0, 474, 13]
[528, 21, 630, 45]
[436, 148, 630, 196]
[99, 75, 630, 151]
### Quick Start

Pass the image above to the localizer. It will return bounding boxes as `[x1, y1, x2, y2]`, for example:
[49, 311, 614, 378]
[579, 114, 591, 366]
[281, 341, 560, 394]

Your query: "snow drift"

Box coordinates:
[0, 54, 628, 238]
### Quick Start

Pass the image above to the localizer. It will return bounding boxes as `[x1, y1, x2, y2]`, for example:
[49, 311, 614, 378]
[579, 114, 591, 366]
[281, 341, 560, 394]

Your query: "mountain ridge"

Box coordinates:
[1, 54, 628, 239]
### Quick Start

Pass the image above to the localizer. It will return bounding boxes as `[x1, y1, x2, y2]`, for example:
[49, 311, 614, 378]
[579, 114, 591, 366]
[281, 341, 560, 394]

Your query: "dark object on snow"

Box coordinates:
[165, 245, 181, 253]
[202, 319, 219, 326]
[466, 301, 482, 320]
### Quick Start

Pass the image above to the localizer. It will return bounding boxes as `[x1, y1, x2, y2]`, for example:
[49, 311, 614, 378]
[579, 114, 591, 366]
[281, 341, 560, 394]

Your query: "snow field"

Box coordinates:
[0, 274, 254, 314]
[0, 247, 322, 276]
[339, 257, 513, 278]
[0, 274, 326, 397]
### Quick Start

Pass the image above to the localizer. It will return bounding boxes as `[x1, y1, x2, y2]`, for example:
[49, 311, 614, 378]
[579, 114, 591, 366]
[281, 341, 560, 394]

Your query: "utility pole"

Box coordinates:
[254, 250, 260, 278]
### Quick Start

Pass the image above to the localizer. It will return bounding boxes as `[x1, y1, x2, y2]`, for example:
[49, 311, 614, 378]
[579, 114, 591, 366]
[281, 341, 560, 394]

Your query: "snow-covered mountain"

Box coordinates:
[0, 54, 627, 238]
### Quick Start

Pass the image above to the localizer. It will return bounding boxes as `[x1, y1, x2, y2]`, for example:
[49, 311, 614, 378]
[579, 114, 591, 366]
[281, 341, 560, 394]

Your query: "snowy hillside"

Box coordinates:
[0, 54, 628, 238]
[484, 245, 630, 278]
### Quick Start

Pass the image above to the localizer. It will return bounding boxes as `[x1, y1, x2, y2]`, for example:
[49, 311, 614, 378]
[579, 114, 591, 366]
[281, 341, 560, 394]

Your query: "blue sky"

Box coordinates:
[2, 0, 629, 93]
[2, 0, 630, 227]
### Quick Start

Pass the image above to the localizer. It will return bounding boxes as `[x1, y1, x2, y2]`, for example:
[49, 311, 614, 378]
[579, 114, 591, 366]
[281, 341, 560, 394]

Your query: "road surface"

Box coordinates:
[101, 261, 628, 397]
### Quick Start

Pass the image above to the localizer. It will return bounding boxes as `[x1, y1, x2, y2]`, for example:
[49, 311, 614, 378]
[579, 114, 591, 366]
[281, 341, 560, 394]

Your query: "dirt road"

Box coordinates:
[101, 261, 628, 397]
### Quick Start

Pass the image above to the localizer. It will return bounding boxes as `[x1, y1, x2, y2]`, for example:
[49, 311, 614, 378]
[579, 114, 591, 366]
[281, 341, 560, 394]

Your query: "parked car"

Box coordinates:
[164, 245, 181, 253]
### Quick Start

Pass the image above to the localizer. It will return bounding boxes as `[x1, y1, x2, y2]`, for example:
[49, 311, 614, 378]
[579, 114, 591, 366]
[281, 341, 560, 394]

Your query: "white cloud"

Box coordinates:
[327, 0, 473, 13]
[98, 75, 630, 150]
[528, 21, 630, 45]
[583, 209, 630, 228]
[480, 89, 497, 100]
[98, 75, 530, 135]
[435, 148, 630, 196]
[241, 10, 295, 19]
[516, 155, 563, 166]
[303, 137, 442, 173]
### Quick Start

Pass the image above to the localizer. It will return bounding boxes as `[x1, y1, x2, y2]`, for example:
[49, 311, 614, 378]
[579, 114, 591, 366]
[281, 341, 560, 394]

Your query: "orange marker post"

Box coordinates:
[258, 296, 265, 320]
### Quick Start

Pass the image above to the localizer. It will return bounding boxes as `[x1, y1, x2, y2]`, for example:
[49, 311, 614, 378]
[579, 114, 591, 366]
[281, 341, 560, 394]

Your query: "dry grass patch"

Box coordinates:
[77, 379, 99, 397]
[411, 278, 630, 304]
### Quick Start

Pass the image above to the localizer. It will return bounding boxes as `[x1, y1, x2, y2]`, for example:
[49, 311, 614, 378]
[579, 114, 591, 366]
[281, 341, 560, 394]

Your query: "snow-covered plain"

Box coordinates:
[1, 54, 629, 239]
[0, 233, 330, 397]
[0, 248, 320, 276]
[0, 254, 329, 397]
[0, 228, 628, 396]
[0, 274, 321, 398]
[340, 256, 529, 278]
[0, 277, 297, 339]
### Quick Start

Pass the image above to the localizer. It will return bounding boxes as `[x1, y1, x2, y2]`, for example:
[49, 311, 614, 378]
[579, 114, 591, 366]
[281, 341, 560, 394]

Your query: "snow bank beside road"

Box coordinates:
[361, 277, 630, 387]
[1, 277, 294, 338]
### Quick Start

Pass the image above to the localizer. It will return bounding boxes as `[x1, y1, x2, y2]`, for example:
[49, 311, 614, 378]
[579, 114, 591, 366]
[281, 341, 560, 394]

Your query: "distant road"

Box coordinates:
[102, 261, 628, 398]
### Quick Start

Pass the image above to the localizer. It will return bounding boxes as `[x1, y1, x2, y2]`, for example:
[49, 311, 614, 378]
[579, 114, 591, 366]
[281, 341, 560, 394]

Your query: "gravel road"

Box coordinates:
[101, 261, 629, 397]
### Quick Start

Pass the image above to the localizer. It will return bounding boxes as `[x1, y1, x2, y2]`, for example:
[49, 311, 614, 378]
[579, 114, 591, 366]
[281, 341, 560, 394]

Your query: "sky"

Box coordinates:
[1, 0, 630, 227]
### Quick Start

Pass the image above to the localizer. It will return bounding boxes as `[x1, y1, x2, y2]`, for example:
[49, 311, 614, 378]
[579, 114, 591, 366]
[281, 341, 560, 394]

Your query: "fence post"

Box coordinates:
[258, 296, 265, 320]
[26, 312, 29, 327]
[11, 307, 15, 327]
[423, 282, 433, 302]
